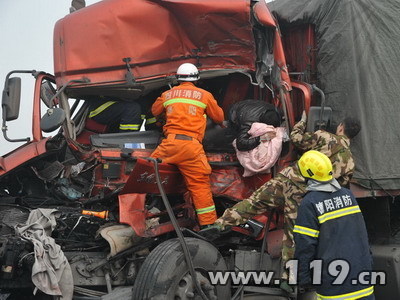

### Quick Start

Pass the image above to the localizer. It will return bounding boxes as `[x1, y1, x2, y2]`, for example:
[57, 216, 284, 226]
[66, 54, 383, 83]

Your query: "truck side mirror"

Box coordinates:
[40, 107, 66, 133]
[2, 77, 21, 121]
[40, 80, 57, 108]
[306, 106, 332, 132]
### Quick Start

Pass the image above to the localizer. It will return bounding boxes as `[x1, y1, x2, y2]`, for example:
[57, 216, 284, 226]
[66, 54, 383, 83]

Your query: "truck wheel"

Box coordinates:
[132, 237, 230, 300]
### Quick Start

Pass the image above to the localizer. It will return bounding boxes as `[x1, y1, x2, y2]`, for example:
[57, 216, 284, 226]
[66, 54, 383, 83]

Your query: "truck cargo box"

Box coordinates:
[270, 0, 400, 191]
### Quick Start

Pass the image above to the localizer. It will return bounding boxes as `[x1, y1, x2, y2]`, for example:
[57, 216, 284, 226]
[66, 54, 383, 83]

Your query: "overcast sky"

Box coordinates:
[0, 0, 100, 156]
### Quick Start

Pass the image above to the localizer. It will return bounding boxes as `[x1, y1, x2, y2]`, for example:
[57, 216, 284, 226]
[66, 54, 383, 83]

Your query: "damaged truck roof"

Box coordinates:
[53, 0, 259, 87]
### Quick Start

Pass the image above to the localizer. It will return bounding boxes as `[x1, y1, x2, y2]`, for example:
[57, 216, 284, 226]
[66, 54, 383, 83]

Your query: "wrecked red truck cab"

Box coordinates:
[0, 0, 315, 299]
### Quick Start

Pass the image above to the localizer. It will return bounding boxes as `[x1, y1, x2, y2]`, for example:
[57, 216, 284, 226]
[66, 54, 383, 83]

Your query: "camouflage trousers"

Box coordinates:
[215, 174, 307, 280]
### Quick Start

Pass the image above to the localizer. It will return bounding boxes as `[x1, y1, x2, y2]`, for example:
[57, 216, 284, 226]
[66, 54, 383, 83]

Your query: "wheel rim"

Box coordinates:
[174, 270, 217, 300]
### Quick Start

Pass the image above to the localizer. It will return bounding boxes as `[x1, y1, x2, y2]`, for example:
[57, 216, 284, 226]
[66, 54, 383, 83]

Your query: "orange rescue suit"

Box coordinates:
[151, 82, 224, 225]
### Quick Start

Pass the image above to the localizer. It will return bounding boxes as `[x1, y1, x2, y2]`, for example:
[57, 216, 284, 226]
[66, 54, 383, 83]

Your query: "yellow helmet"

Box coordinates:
[298, 150, 333, 182]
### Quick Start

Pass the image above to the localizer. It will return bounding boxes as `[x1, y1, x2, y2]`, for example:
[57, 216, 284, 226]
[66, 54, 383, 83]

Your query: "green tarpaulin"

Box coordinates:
[269, 0, 400, 190]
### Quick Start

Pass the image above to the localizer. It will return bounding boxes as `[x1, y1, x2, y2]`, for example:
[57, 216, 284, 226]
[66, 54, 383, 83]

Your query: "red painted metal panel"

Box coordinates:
[253, 1, 276, 27]
[211, 167, 272, 201]
[54, 0, 256, 87]
[291, 80, 312, 116]
[252, 1, 292, 92]
[120, 154, 272, 202]
[0, 138, 49, 177]
[119, 192, 196, 237]
[121, 158, 186, 195]
[119, 193, 147, 236]
[281, 24, 317, 84]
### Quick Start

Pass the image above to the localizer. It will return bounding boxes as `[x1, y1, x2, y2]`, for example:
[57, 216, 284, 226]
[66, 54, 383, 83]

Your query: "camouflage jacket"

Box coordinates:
[283, 120, 354, 186]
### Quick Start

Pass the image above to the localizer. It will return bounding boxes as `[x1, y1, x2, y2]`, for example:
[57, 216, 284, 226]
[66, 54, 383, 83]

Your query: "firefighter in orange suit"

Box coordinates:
[151, 63, 225, 226]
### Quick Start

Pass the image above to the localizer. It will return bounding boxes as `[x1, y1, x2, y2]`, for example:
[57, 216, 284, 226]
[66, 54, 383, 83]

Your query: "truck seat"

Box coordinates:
[76, 118, 109, 145]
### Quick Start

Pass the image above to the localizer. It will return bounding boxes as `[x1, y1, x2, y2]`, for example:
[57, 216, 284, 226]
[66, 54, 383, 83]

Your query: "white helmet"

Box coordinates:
[176, 63, 200, 81]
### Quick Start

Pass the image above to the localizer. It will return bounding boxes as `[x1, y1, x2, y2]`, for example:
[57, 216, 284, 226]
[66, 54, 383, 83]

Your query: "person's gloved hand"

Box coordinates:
[300, 110, 307, 123]
[279, 280, 295, 295]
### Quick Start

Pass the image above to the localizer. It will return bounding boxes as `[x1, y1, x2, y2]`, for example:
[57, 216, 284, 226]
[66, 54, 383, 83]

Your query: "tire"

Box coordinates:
[132, 237, 230, 300]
